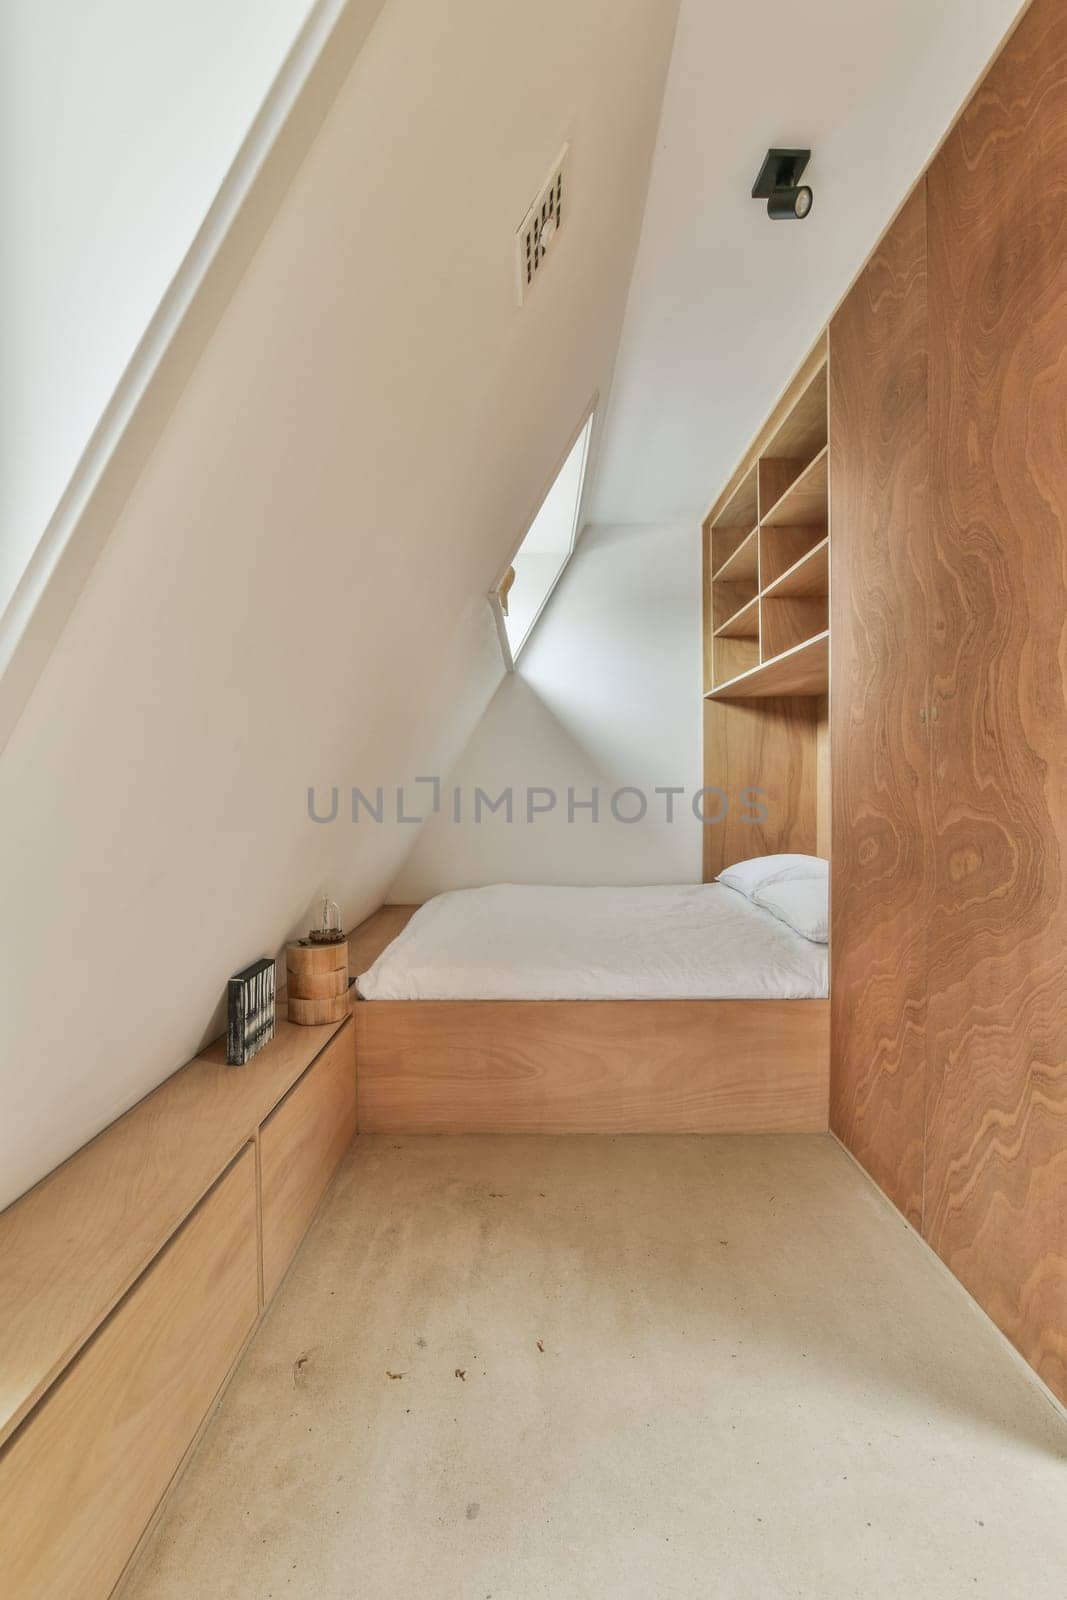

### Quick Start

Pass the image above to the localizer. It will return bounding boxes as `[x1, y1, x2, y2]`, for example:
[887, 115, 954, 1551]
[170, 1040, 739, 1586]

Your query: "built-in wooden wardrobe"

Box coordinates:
[831, 0, 1067, 1406]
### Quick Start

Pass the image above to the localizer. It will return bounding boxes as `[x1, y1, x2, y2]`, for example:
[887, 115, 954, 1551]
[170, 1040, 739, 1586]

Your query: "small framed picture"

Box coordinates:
[226, 957, 276, 1065]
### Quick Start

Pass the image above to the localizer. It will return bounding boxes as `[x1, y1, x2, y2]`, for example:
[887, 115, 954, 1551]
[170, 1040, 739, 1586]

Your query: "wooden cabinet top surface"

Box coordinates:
[0, 1010, 350, 1451]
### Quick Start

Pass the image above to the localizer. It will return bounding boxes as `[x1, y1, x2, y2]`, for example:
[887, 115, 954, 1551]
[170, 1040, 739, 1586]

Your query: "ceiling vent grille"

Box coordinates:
[516, 145, 568, 304]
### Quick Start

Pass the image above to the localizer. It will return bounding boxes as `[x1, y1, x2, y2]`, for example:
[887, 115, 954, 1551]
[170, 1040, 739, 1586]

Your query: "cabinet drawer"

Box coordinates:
[0, 1144, 258, 1600]
[260, 1021, 356, 1301]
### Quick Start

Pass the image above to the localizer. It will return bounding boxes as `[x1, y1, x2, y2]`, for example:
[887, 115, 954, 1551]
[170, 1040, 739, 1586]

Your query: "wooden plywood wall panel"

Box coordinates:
[829, 183, 932, 1227]
[924, 0, 1067, 1401]
[702, 697, 818, 879]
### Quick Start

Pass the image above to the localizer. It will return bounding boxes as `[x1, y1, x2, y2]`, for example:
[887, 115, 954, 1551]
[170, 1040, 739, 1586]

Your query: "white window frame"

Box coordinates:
[489, 397, 597, 670]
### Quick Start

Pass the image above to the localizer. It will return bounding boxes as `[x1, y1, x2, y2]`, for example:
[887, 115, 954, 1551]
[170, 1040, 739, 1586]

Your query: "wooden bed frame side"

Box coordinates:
[354, 998, 829, 1135]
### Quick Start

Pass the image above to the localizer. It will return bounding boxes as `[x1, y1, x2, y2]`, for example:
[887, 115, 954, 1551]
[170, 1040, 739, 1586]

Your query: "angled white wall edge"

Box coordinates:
[0, 0, 388, 758]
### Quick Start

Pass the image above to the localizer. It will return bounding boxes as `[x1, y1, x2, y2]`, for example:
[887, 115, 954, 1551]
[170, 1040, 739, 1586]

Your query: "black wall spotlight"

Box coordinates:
[752, 148, 813, 220]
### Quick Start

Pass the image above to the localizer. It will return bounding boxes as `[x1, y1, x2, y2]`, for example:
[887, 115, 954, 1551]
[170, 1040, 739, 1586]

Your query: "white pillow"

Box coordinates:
[752, 875, 829, 944]
[716, 854, 826, 901]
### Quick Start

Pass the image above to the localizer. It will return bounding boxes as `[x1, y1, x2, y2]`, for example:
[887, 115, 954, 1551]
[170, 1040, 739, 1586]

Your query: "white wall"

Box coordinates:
[590, 0, 1030, 523]
[393, 520, 702, 899]
[0, 0, 319, 620]
[0, 0, 679, 1208]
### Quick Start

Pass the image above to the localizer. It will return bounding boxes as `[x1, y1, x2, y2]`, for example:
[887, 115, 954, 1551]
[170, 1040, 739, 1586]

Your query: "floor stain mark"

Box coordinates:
[292, 1349, 318, 1387]
[386, 1371, 405, 1380]
[466, 1502, 480, 1520]
[455, 1368, 467, 1381]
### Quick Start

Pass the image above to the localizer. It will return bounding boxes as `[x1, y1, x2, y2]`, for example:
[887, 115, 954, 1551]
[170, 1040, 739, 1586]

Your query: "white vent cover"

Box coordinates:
[515, 145, 568, 304]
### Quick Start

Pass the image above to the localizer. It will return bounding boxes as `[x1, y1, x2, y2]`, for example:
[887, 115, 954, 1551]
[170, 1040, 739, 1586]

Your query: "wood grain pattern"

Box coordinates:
[355, 1000, 829, 1134]
[758, 457, 806, 518]
[761, 358, 827, 465]
[706, 632, 828, 700]
[829, 180, 931, 1226]
[924, 0, 1067, 1401]
[760, 531, 827, 594]
[286, 939, 348, 976]
[709, 463, 759, 529]
[713, 634, 760, 686]
[288, 991, 351, 1025]
[714, 596, 759, 639]
[260, 1026, 357, 1300]
[702, 696, 818, 877]
[287, 963, 349, 999]
[711, 579, 758, 632]
[713, 527, 759, 582]
[760, 596, 827, 661]
[0, 1014, 348, 1450]
[760, 448, 828, 528]
[0, 1148, 259, 1600]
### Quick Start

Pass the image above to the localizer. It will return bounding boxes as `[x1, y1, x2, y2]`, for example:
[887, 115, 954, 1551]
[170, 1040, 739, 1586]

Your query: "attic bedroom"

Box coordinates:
[1, 1, 1065, 1596]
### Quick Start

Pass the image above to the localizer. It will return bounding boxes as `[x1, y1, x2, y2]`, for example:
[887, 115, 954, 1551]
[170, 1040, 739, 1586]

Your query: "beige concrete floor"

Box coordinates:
[122, 1135, 1067, 1600]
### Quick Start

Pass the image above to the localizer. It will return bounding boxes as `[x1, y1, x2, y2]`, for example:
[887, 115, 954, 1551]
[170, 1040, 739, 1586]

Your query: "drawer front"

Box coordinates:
[0, 1144, 258, 1599]
[260, 1021, 356, 1301]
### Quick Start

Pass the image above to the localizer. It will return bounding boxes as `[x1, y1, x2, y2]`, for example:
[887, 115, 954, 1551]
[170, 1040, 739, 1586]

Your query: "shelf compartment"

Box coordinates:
[759, 525, 827, 590]
[761, 535, 829, 599]
[710, 463, 758, 531]
[711, 526, 758, 582]
[706, 631, 829, 700]
[714, 596, 759, 639]
[761, 595, 828, 661]
[711, 577, 757, 630]
[713, 634, 759, 687]
[758, 456, 809, 519]
[761, 359, 828, 469]
[760, 445, 828, 528]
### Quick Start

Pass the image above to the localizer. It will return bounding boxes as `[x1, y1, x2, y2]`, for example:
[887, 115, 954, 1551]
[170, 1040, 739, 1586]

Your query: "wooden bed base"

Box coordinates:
[354, 998, 829, 1134]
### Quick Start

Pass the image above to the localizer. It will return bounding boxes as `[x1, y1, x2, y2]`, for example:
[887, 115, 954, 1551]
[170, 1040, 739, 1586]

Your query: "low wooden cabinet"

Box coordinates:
[260, 1025, 358, 1301]
[0, 1148, 259, 1600]
[0, 1012, 356, 1598]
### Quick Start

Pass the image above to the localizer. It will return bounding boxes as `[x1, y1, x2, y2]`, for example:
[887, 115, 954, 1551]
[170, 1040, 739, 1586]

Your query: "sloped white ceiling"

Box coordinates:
[590, 0, 1029, 524]
[0, 0, 322, 619]
[0, 0, 680, 1207]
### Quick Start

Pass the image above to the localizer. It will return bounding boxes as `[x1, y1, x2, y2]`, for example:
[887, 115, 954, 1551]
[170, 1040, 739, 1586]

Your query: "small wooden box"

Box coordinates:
[286, 939, 350, 1025]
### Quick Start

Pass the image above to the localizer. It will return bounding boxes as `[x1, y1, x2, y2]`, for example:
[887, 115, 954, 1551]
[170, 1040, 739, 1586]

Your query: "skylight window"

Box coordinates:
[492, 412, 593, 665]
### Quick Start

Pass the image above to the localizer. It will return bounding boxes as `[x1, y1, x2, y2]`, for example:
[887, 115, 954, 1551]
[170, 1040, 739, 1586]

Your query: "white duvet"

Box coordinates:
[356, 883, 828, 1001]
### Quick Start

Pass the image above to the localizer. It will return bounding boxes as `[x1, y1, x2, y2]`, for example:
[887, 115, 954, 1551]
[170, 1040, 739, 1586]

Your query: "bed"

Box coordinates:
[350, 865, 830, 1136]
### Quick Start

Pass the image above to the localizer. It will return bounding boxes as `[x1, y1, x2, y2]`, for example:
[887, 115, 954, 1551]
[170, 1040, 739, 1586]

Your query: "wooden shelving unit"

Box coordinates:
[705, 631, 829, 700]
[700, 339, 831, 879]
[703, 356, 829, 700]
